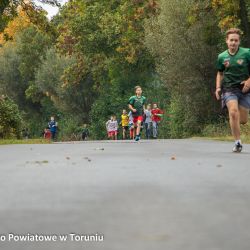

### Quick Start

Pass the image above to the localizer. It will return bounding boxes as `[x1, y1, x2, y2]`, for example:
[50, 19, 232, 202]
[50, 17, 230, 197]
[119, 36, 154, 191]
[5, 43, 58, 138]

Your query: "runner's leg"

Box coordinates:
[226, 100, 240, 140]
[145, 123, 149, 139]
[239, 105, 249, 124]
[152, 121, 157, 138]
[136, 121, 141, 136]
[123, 128, 125, 139]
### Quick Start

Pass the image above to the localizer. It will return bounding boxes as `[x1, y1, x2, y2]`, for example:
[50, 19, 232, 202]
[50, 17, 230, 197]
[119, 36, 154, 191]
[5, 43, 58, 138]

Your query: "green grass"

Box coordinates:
[196, 121, 250, 144]
[0, 139, 51, 145]
[196, 135, 250, 144]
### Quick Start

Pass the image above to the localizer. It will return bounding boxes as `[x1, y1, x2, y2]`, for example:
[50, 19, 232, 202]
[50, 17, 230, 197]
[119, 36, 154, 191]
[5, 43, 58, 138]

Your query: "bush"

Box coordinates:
[0, 96, 23, 138]
[202, 121, 230, 137]
[56, 116, 85, 141]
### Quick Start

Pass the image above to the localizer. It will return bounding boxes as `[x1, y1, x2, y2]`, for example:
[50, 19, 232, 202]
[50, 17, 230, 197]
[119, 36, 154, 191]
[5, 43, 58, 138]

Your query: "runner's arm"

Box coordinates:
[241, 77, 250, 93]
[215, 71, 223, 100]
[243, 50, 250, 93]
[158, 109, 164, 114]
[128, 104, 136, 113]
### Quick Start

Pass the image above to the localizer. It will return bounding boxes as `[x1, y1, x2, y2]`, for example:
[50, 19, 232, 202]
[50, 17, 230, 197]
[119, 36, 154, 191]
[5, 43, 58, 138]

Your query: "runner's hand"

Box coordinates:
[215, 87, 221, 100]
[132, 108, 137, 113]
[241, 79, 250, 93]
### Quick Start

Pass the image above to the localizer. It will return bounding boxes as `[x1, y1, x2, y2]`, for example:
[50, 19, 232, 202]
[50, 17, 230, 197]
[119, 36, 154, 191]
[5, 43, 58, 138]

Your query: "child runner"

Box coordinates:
[121, 109, 129, 139]
[48, 116, 58, 141]
[82, 124, 89, 141]
[151, 103, 164, 139]
[215, 28, 250, 152]
[128, 86, 146, 141]
[106, 115, 118, 140]
[144, 104, 152, 139]
[44, 127, 51, 140]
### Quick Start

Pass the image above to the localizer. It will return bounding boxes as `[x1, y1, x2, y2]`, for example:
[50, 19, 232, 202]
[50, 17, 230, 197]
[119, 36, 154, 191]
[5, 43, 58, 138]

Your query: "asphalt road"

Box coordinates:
[0, 139, 250, 250]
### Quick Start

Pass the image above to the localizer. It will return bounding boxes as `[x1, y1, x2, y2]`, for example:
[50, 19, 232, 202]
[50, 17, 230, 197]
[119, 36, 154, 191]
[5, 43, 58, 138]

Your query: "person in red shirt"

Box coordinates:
[44, 127, 52, 140]
[151, 103, 163, 138]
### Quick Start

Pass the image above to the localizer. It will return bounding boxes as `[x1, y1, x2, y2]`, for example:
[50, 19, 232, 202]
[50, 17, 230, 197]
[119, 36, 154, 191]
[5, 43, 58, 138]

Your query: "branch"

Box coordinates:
[36, 0, 61, 7]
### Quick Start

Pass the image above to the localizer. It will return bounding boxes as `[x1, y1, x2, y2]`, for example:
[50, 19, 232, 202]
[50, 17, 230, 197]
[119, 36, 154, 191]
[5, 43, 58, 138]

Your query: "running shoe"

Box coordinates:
[135, 135, 140, 141]
[232, 142, 243, 153]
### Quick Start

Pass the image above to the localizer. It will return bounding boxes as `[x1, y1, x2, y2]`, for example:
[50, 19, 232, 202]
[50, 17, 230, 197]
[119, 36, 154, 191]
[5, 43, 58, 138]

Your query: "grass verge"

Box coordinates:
[196, 121, 250, 144]
[0, 139, 51, 145]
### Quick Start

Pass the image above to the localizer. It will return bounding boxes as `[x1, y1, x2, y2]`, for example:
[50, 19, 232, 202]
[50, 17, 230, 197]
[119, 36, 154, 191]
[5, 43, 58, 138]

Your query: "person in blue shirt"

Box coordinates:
[48, 116, 58, 141]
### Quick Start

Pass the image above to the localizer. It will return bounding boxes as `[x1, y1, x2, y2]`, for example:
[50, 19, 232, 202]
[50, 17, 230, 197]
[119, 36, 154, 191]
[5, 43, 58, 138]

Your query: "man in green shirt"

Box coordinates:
[128, 86, 146, 141]
[215, 28, 250, 152]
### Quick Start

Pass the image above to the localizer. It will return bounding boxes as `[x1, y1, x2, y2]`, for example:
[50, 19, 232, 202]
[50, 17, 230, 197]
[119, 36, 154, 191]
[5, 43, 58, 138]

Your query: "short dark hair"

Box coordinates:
[226, 28, 242, 39]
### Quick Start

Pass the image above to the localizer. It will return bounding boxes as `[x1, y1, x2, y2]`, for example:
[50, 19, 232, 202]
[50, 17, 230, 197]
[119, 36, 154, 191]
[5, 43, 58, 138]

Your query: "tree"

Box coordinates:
[0, 9, 31, 45]
[0, 95, 23, 139]
[211, 0, 250, 46]
[0, 0, 59, 41]
[35, 48, 96, 122]
[145, 0, 220, 137]
[55, 0, 159, 139]
[0, 26, 52, 106]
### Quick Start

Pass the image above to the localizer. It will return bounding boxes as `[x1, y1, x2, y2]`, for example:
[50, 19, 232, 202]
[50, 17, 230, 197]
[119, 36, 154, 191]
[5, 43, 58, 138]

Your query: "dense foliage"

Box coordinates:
[0, 96, 23, 138]
[1, 0, 250, 139]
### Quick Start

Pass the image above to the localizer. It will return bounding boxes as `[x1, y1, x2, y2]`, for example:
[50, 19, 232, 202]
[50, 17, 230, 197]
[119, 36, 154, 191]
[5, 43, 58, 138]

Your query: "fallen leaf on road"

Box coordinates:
[171, 156, 176, 160]
[66, 157, 70, 160]
[84, 157, 92, 162]
[216, 164, 223, 168]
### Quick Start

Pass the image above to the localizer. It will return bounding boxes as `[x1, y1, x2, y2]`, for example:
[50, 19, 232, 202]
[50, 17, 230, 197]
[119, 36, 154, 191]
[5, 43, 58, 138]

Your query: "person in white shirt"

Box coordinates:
[106, 115, 118, 140]
[144, 104, 152, 139]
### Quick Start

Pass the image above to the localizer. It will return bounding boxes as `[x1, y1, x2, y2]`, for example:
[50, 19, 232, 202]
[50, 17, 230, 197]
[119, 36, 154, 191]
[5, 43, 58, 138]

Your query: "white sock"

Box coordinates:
[235, 140, 242, 145]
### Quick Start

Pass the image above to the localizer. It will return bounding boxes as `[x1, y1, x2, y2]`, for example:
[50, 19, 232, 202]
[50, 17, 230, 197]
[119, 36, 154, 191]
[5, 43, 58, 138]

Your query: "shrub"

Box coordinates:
[0, 96, 23, 138]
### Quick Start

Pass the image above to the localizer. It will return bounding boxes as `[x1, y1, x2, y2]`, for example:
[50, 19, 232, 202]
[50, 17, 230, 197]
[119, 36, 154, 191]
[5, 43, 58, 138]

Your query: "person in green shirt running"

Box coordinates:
[128, 86, 146, 141]
[215, 28, 250, 153]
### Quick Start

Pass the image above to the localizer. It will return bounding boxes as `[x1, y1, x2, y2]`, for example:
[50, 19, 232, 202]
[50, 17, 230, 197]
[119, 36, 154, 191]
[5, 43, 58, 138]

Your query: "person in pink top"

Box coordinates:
[106, 115, 118, 140]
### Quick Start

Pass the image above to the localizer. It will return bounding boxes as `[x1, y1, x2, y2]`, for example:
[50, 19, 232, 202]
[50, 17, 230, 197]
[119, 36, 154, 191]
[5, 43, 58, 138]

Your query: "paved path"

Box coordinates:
[0, 139, 250, 250]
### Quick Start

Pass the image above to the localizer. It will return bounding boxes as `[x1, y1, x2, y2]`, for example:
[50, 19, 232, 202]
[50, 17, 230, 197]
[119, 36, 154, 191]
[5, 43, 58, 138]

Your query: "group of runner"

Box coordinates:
[107, 27, 250, 152]
[43, 116, 58, 140]
[40, 28, 250, 151]
[106, 86, 164, 141]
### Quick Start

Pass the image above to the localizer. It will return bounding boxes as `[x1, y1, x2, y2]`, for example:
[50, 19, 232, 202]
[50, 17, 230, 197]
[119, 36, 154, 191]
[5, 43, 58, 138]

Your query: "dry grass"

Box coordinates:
[0, 139, 51, 145]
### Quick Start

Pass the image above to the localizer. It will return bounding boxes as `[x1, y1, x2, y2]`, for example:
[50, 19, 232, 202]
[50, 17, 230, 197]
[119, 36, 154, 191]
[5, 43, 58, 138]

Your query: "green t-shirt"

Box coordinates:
[216, 47, 250, 89]
[128, 95, 146, 116]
